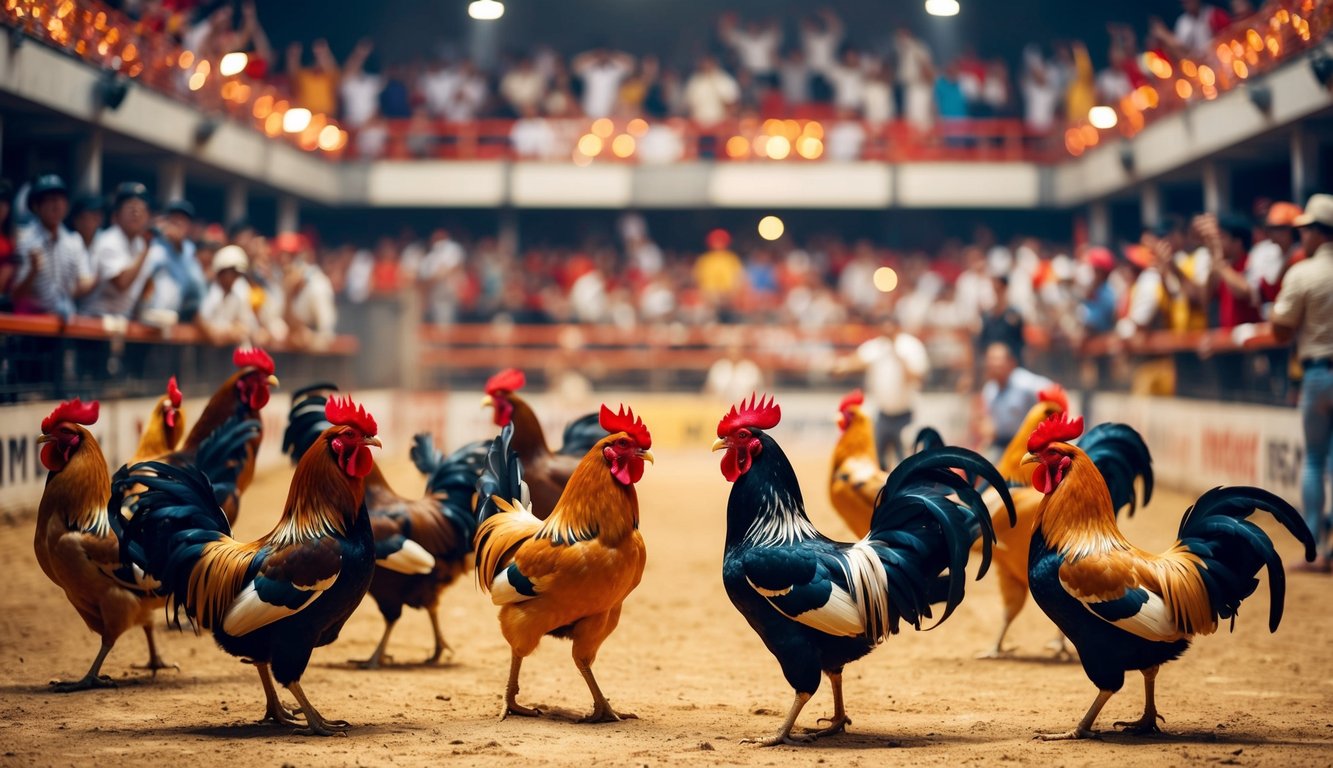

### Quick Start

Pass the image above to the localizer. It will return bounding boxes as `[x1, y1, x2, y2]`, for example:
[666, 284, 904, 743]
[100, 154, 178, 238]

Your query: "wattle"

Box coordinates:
[609, 454, 644, 486]
[40, 442, 63, 472]
[493, 399, 513, 427]
[345, 445, 373, 478]
[721, 448, 748, 482]
[1032, 463, 1051, 494]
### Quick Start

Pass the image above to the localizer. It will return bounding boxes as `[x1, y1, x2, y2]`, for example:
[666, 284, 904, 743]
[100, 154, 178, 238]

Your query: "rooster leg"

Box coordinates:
[1044, 633, 1076, 662]
[352, 620, 396, 669]
[254, 663, 303, 726]
[287, 680, 351, 736]
[1036, 689, 1113, 741]
[1113, 666, 1165, 734]
[133, 626, 178, 674]
[978, 570, 1025, 659]
[502, 652, 541, 719]
[574, 658, 636, 723]
[805, 671, 852, 737]
[50, 643, 117, 692]
[742, 692, 815, 747]
[425, 607, 454, 664]
[976, 619, 1016, 659]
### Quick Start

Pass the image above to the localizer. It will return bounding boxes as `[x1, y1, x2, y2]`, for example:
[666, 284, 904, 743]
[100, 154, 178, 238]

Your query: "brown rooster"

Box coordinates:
[474, 404, 652, 722]
[827, 389, 886, 538]
[481, 368, 607, 519]
[129, 376, 187, 465]
[118, 396, 379, 735]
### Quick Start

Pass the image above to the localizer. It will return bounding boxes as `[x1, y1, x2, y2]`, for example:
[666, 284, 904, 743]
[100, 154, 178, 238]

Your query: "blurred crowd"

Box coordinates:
[0, 176, 337, 351]
[96, 0, 1270, 158]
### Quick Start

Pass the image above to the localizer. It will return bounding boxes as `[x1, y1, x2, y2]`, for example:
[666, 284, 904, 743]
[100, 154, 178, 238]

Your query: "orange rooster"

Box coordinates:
[976, 387, 1154, 659]
[34, 398, 183, 690]
[481, 368, 608, 519]
[1024, 413, 1313, 739]
[118, 396, 379, 735]
[474, 404, 652, 721]
[159, 347, 278, 524]
[129, 376, 187, 465]
[827, 389, 886, 538]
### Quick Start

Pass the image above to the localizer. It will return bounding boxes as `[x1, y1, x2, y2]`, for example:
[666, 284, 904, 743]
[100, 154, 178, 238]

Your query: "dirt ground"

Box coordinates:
[2, 444, 1331, 768]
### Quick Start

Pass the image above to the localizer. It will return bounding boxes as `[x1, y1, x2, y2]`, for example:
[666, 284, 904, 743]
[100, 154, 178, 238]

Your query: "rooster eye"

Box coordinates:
[616, 438, 630, 449]
[737, 429, 751, 440]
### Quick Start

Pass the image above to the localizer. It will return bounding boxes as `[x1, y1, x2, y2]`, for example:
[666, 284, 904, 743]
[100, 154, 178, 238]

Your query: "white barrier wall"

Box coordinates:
[1, 388, 1304, 516]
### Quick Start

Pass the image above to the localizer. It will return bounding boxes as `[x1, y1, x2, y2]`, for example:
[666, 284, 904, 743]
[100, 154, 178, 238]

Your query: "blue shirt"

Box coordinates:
[982, 366, 1055, 446]
[935, 77, 968, 119]
[1080, 281, 1118, 335]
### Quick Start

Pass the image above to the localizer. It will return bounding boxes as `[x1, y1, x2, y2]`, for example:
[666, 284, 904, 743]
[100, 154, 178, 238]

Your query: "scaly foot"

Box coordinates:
[803, 714, 851, 738]
[260, 704, 306, 727]
[50, 674, 117, 693]
[1035, 728, 1099, 741]
[742, 732, 815, 747]
[1113, 713, 1164, 735]
[425, 643, 455, 665]
[502, 701, 541, 719]
[579, 704, 637, 724]
[292, 719, 351, 737]
[133, 656, 180, 675]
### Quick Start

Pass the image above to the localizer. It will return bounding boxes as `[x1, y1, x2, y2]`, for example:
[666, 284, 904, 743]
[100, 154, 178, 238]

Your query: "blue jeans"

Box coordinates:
[1300, 365, 1333, 559]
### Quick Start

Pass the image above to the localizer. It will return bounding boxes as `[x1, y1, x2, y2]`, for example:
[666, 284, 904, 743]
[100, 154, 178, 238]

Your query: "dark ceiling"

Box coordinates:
[258, 0, 1179, 71]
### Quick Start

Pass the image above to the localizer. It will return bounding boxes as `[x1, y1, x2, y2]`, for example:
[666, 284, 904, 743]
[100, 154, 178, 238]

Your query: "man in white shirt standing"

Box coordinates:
[833, 315, 930, 469]
[719, 13, 782, 87]
[683, 56, 740, 127]
[572, 47, 634, 119]
[80, 181, 160, 319]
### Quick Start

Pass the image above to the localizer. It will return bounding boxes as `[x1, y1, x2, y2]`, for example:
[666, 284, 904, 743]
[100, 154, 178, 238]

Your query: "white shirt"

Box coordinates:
[706, 357, 764, 403]
[344, 249, 373, 303]
[896, 36, 933, 86]
[575, 58, 631, 119]
[1095, 67, 1131, 103]
[500, 68, 547, 113]
[288, 265, 337, 347]
[803, 24, 842, 74]
[825, 120, 865, 161]
[199, 276, 258, 333]
[862, 79, 894, 123]
[826, 64, 866, 112]
[857, 333, 929, 415]
[440, 74, 488, 123]
[510, 117, 558, 158]
[1022, 68, 1059, 132]
[1246, 239, 1286, 291]
[419, 68, 457, 116]
[81, 225, 157, 318]
[1174, 7, 1221, 56]
[779, 59, 811, 105]
[340, 72, 383, 128]
[723, 26, 781, 74]
[684, 69, 739, 126]
[13, 222, 90, 314]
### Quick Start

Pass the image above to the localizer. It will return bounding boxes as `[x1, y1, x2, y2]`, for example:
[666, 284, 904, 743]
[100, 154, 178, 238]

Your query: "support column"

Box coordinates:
[1139, 181, 1161, 230]
[1201, 161, 1231, 214]
[1088, 200, 1111, 246]
[157, 158, 186, 205]
[225, 180, 248, 226]
[276, 194, 299, 234]
[1290, 125, 1318, 204]
[74, 127, 104, 195]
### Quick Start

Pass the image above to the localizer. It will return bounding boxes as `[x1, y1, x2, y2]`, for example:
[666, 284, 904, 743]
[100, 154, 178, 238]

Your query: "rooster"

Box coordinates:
[474, 404, 652, 722]
[976, 387, 1154, 660]
[282, 383, 490, 668]
[481, 368, 608, 519]
[116, 396, 380, 735]
[715, 394, 1014, 746]
[158, 347, 279, 524]
[1024, 413, 1314, 740]
[129, 377, 187, 465]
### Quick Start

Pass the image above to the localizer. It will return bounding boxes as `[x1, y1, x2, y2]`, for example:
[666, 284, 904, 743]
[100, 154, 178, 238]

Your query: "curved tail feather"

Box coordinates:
[557, 411, 608, 458]
[282, 384, 337, 465]
[473, 424, 539, 590]
[1081, 422, 1154, 518]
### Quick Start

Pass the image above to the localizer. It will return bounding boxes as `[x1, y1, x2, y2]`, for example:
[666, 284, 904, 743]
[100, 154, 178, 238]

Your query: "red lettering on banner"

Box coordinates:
[1200, 428, 1257, 483]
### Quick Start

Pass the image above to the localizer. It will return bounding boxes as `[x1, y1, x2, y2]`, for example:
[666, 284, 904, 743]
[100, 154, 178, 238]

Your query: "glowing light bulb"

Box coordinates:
[282, 107, 312, 133]
[1088, 106, 1118, 129]
[468, 0, 504, 20]
[925, 0, 960, 17]
[219, 51, 248, 77]
[757, 216, 785, 241]
[873, 267, 899, 292]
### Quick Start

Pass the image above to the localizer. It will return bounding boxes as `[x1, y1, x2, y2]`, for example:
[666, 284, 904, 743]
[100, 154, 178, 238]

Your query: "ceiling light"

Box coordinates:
[925, 0, 960, 17]
[468, 0, 504, 20]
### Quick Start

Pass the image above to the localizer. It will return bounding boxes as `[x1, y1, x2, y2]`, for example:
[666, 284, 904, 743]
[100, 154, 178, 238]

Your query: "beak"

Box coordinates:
[711, 438, 727, 452]
[639, 449, 655, 464]
[481, 395, 493, 409]
[1021, 452, 1039, 466]
[364, 437, 383, 448]
[267, 375, 280, 387]
[36, 434, 53, 445]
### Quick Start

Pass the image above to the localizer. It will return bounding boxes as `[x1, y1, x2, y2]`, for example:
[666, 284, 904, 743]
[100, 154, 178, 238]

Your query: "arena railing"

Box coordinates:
[0, 313, 359, 402]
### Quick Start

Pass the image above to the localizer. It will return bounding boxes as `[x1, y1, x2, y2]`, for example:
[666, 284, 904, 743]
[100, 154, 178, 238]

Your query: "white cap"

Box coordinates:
[212, 244, 249, 274]
[1293, 193, 1333, 228]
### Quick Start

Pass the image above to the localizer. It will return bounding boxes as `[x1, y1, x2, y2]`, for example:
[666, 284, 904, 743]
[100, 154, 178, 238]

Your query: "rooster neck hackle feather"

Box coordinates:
[40, 425, 112, 535]
[505, 392, 552, 459]
[270, 432, 364, 546]
[539, 438, 640, 544]
[1035, 448, 1126, 560]
[831, 406, 875, 470]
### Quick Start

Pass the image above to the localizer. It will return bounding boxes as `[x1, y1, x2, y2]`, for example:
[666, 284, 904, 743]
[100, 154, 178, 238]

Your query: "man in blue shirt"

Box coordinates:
[979, 341, 1054, 458]
[1079, 246, 1120, 336]
[144, 199, 207, 322]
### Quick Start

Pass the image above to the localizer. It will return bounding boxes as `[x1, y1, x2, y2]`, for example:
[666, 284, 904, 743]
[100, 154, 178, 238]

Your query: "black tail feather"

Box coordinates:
[912, 427, 945, 453]
[283, 385, 337, 465]
[193, 414, 263, 507]
[416, 436, 491, 554]
[475, 423, 528, 528]
[557, 411, 608, 458]
[1081, 422, 1154, 518]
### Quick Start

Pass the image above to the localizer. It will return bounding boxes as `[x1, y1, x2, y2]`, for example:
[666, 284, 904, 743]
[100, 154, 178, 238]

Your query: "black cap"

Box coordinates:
[112, 181, 150, 211]
[70, 193, 106, 217]
[28, 174, 68, 209]
[1216, 212, 1252, 239]
[163, 199, 196, 220]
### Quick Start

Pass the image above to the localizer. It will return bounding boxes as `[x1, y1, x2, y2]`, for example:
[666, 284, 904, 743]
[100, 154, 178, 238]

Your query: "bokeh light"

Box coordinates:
[873, 267, 899, 293]
[757, 215, 784, 241]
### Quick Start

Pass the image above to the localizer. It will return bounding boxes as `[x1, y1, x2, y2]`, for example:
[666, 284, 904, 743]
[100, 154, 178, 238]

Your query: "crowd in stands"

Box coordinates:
[2, 164, 1317, 378]
[97, 1, 1271, 158]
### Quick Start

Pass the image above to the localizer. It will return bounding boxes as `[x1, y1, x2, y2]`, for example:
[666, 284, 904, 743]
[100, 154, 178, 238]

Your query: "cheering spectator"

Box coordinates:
[832, 315, 930, 468]
[278, 233, 338, 350]
[572, 47, 634, 119]
[777, 48, 811, 108]
[1151, 0, 1232, 59]
[718, 13, 782, 85]
[895, 28, 935, 132]
[1249, 202, 1304, 316]
[695, 228, 745, 303]
[500, 55, 548, 117]
[196, 244, 260, 345]
[1020, 45, 1059, 133]
[338, 39, 381, 129]
[11, 175, 92, 318]
[439, 60, 489, 123]
[827, 48, 867, 115]
[143, 199, 207, 322]
[68, 193, 104, 250]
[683, 55, 740, 127]
[862, 59, 895, 124]
[510, 104, 558, 158]
[286, 39, 340, 116]
[978, 341, 1054, 458]
[800, 8, 844, 99]
[80, 182, 159, 319]
[1066, 41, 1096, 123]
[1198, 212, 1262, 328]
[1078, 247, 1120, 337]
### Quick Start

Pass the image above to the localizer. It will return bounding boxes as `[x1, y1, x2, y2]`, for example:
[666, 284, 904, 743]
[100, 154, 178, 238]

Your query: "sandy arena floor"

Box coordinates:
[2, 445, 1331, 768]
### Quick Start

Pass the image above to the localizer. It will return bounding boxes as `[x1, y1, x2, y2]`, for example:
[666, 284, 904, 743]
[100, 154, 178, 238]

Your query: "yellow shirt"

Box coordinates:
[695, 249, 744, 295]
[293, 68, 339, 116]
[1168, 250, 1208, 332]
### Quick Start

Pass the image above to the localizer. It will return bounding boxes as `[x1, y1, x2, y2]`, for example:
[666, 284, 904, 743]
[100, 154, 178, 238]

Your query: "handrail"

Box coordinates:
[0, 313, 360, 355]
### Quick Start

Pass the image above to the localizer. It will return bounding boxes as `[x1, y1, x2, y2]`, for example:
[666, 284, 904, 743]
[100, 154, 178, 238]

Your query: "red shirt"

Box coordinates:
[1216, 254, 1262, 328]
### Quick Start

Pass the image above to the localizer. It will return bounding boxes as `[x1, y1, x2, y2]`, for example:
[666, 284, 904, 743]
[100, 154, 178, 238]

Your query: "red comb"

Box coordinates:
[325, 396, 378, 436]
[600, 404, 651, 449]
[41, 398, 100, 433]
[717, 393, 781, 438]
[1038, 384, 1069, 412]
[838, 389, 864, 411]
[232, 347, 275, 375]
[485, 368, 526, 396]
[167, 376, 182, 408]
[1028, 412, 1084, 453]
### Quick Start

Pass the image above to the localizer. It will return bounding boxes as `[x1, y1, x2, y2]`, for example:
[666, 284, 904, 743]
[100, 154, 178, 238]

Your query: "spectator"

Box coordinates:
[833, 315, 930, 469]
[356, 114, 389, 159]
[439, 59, 489, 123]
[683, 55, 740, 127]
[338, 39, 381, 129]
[800, 8, 844, 99]
[718, 13, 782, 85]
[777, 48, 811, 108]
[981, 60, 1012, 117]
[405, 107, 436, 158]
[1066, 41, 1096, 123]
[694, 228, 745, 303]
[143, 199, 207, 322]
[827, 48, 867, 115]
[510, 104, 558, 159]
[1248, 202, 1304, 316]
[978, 341, 1054, 458]
[895, 28, 935, 132]
[11, 175, 92, 318]
[286, 39, 340, 116]
[976, 275, 1026, 363]
[1020, 45, 1059, 133]
[370, 236, 401, 295]
[1117, 242, 1169, 337]
[1271, 193, 1333, 571]
[278, 232, 337, 350]
[500, 54, 548, 117]
[68, 193, 104, 250]
[1152, 0, 1232, 59]
[862, 59, 895, 124]
[705, 330, 765, 404]
[196, 244, 260, 345]
[935, 62, 969, 123]
[80, 182, 159, 319]
[1199, 212, 1261, 328]
[572, 47, 634, 119]
[1077, 246, 1119, 336]
[379, 63, 414, 119]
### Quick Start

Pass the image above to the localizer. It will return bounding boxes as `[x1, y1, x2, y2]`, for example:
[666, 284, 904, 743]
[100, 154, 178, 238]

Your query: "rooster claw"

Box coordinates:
[292, 724, 349, 737]
[804, 715, 851, 738]
[975, 647, 1015, 660]
[49, 674, 117, 693]
[260, 707, 306, 727]
[1112, 713, 1165, 735]
[502, 703, 541, 719]
[742, 733, 815, 747]
[1035, 728, 1100, 741]
[351, 654, 393, 670]
[579, 707, 636, 723]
